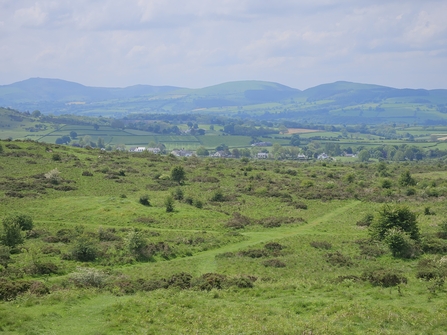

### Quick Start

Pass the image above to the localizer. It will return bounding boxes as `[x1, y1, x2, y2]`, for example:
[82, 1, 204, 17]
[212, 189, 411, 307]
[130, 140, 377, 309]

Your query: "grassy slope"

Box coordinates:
[1, 141, 447, 333]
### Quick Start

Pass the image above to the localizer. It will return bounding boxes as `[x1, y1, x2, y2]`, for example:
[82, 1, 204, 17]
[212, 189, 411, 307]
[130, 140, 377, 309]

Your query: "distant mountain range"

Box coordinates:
[1, 78, 447, 124]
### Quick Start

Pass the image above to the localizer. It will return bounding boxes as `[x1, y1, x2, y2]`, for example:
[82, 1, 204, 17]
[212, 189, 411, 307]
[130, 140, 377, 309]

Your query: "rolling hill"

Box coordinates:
[1, 78, 447, 124]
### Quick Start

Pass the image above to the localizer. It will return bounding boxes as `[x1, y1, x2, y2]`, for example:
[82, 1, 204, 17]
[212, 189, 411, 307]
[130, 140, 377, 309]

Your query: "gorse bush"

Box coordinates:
[44, 168, 61, 184]
[139, 194, 150, 206]
[69, 267, 108, 288]
[362, 268, 408, 287]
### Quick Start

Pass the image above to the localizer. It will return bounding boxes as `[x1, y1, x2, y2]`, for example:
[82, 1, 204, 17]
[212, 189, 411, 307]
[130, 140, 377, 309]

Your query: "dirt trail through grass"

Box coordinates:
[191, 200, 360, 274]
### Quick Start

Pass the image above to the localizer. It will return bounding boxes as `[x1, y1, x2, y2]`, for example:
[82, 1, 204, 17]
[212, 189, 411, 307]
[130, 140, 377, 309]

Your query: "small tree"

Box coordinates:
[384, 228, 418, 258]
[1, 217, 24, 248]
[171, 166, 186, 184]
[71, 237, 97, 262]
[6, 214, 33, 231]
[370, 205, 419, 241]
[196, 146, 209, 156]
[399, 170, 416, 187]
[165, 195, 175, 213]
[172, 187, 184, 201]
[357, 149, 370, 162]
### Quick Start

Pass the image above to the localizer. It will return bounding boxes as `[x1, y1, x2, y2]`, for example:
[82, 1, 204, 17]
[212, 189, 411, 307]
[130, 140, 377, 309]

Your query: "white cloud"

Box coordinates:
[0, 0, 446, 89]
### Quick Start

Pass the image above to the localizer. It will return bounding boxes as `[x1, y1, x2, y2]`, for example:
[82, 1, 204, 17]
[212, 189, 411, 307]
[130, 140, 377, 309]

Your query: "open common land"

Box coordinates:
[1, 139, 447, 334]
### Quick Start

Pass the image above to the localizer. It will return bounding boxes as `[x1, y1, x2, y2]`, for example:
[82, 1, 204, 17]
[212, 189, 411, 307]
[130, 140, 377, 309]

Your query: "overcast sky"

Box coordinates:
[1, 1, 446, 89]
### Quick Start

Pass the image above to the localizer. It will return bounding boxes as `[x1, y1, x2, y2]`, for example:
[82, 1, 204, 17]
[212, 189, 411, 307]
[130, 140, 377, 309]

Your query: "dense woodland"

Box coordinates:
[1, 138, 447, 333]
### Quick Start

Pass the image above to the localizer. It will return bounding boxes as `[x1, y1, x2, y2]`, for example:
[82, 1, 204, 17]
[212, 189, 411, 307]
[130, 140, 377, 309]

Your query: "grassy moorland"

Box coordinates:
[1, 140, 447, 334]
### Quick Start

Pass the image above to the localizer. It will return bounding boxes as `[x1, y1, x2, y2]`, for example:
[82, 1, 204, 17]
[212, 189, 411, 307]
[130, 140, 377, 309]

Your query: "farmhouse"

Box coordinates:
[317, 153, 329, 160]
[257, 152, 269, 159]
[211, 151, 229, 158]
[147, 147, 161, 154]
[171, 149, 194, 157]
[130, 146, 147, 153]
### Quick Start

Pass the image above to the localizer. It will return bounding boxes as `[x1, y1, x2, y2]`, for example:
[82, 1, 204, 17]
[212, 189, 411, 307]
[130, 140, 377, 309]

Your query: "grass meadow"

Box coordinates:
[0, 140, 447, 333]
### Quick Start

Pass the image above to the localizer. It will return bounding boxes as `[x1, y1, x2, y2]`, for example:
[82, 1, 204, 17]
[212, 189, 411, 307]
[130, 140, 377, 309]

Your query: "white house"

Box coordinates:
[147, 147, 161, 154]
[130, 146, 147, 152]
[257, 152, 269, 159]
[171, 149, 194, 157]
[317, 153, 329, 160]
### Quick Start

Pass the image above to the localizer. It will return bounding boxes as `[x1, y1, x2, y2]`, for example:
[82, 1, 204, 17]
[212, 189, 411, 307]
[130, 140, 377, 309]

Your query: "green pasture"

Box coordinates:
[2, 140, 447, 333]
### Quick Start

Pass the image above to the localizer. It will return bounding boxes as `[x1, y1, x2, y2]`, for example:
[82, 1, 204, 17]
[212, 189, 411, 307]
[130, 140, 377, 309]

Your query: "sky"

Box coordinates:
[0, 0, 446, 90]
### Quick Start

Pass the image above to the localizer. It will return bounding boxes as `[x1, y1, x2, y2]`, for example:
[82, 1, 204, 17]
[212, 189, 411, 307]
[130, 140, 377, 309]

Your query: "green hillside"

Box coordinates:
[1, 140, 447, 333]
[1, 78, 447, 124]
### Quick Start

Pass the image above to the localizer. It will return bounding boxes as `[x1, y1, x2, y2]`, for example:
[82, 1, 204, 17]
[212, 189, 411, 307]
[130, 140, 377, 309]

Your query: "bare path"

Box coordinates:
[183, 200, 361, 274]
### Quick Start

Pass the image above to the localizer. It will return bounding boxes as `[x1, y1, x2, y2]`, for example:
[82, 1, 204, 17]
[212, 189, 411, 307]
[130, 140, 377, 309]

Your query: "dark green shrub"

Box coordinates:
[111, 277, 140, 295]
[71, 237, 98, 262]
[56, 228, 74, 243]
[139, 194, 151, 206]
[229, 276, 254, 288]
[381, 179, 392, 189]
[264, 242, 284, 251]
[29, 281, 50, 296]
[0, 246, 11, 268]
[370, 204, 419, 241]
[194, 200, 203, 209]
[398, 170, 416, 187]
[325, 251, 352, 266]
[25, 229, 45, 239]
[192, 273, 227, 290]
[184, 197, 194, 205]
[28, 262, 59, 275]
[52, 153, 61, 161]
[172, 187, 184, 200]
[41, 245, 61, 255]
[262, 259, 286, 268]
[424, 207, 435, 215]
[98, 227, 121, 241]
[225, 213, 251, 229]
[310, 241, 332, 250]
[0, 279, 32, 300]
[82, 171, 93, 176]
[11, 214, 33, 231]
[294, 201, 308, 210]
[384, 228, 419, 258]
[421, 237, 447, 254]
[238, 249, 268, 258]
[1, 217, 24, 248]
[406, 188, 416, 196]
[362, 269, 407, 287]
[171, 166, 186, 184]
[210, 189, 225, 202]
[164, 195, 175, 213]
[168, 272, 193, 289]
[356, 240, 386, 258]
